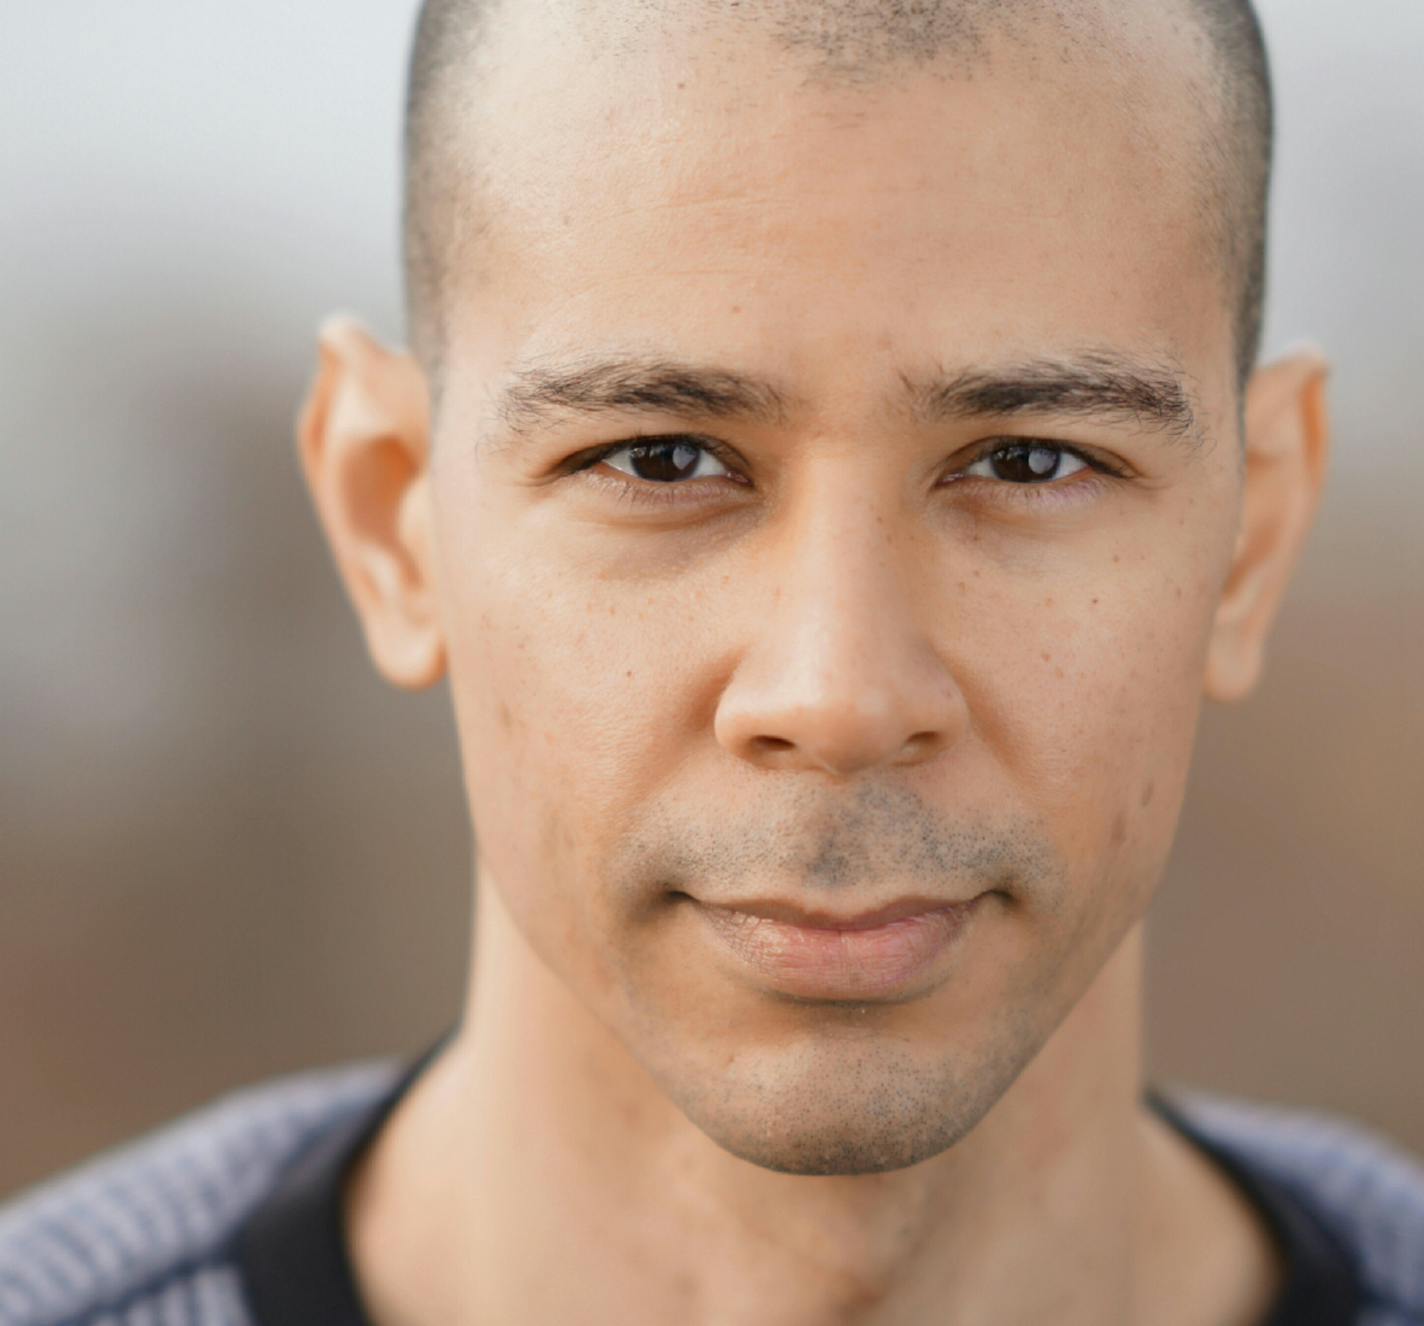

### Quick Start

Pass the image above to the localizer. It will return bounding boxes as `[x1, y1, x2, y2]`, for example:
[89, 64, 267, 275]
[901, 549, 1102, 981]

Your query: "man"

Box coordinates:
[3, 0, 1421, 1322]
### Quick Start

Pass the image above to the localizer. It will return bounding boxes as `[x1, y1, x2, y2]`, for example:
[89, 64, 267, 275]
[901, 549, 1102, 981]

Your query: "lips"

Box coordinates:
[691, 894, 985, 1001]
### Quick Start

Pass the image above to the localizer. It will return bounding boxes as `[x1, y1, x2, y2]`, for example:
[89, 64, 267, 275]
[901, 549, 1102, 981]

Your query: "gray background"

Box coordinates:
[2, 0, 1421, 1198]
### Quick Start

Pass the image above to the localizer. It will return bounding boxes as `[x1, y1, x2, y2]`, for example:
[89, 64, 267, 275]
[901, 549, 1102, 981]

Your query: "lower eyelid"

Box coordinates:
[957, 468, 1116, 510]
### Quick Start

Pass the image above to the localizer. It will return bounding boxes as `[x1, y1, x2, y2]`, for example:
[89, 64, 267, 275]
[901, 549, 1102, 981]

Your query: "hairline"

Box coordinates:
[401, 0, 1272, 405]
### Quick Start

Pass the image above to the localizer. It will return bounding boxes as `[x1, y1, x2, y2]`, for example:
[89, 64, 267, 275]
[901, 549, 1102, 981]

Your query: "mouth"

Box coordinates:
[684, 892, 988, 1002]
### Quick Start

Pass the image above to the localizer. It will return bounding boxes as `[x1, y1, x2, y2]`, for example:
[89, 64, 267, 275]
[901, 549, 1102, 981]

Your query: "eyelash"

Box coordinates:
[565, 435, 1130, 511]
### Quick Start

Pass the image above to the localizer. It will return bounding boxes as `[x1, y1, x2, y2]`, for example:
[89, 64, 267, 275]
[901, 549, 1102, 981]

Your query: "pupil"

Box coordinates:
[630, 441, 700, 483]
[993, 444, 1061, 482]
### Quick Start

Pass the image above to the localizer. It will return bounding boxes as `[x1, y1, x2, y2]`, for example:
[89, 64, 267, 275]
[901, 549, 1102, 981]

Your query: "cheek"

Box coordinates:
[977, 546, 1223, 900]
[432, 507, 700, 980]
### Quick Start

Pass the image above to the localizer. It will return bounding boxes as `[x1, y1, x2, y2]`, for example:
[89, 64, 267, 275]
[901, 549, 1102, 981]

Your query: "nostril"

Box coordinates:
[750, 736, 795, 754]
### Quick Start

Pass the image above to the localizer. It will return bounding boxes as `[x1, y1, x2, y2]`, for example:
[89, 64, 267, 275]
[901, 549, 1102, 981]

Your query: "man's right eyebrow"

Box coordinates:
[482, 355, 800, 451]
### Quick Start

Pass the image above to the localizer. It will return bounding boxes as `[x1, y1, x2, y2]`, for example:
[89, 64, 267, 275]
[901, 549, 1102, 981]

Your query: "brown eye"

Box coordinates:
[965, 442, 1088, 484]
[602, 439, 728, 484]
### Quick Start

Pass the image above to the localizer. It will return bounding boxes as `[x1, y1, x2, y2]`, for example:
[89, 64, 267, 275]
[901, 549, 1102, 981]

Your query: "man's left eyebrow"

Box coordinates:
[898, 350, 1203, 445]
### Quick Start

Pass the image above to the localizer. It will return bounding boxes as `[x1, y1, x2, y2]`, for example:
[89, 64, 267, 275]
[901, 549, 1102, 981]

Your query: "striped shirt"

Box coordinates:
[2, 1033, 1422, 1325]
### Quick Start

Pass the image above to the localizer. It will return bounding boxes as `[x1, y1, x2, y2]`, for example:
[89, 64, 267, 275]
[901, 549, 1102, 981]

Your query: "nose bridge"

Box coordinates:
[776, 473, 914, 656]
[713, 466, 967, 777]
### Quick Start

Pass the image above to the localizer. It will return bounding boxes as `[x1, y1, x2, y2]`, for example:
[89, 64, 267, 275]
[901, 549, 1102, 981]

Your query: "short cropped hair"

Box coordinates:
[402, 0, 1272, 393]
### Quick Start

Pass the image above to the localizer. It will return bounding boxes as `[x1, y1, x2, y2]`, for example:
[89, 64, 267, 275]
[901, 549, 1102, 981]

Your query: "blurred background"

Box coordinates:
[1, 1, 1420, 1199]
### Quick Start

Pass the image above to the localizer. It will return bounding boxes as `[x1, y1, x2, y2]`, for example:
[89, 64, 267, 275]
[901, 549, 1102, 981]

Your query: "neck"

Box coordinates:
[345, 875, 1279, 1326]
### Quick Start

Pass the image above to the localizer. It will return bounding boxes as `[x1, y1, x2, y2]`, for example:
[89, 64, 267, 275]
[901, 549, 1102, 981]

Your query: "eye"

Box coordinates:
[565, 433, 1125, 512]
[963, 442, 1089, 484]
[599, 437, 732, 486]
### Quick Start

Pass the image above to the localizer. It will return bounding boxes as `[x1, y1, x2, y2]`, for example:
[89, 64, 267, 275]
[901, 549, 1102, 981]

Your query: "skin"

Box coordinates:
[299, 2, 1330, 1322]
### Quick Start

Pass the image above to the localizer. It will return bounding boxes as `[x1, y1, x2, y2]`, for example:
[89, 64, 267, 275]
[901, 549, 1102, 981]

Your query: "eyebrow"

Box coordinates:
[487, 354, 797, 445]
[898, 350, 1201, 443]
[483, 347, 1201, 452]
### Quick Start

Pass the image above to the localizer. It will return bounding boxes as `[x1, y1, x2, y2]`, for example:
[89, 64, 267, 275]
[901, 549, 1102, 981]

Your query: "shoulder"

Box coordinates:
[0, 1057, 401, 1326]
[1164, 1086, 1424, 1324]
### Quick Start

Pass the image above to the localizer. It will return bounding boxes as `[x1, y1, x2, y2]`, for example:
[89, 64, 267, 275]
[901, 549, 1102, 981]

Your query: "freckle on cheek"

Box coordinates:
[1141, 780, 1156, 808]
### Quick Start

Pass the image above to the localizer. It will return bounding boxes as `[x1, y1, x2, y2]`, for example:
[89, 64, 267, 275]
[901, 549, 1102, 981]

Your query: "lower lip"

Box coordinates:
[692, 898, 984, 1001]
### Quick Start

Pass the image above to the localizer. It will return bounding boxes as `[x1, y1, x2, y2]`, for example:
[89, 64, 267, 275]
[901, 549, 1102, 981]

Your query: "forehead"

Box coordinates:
[440, 4, 1231, 426]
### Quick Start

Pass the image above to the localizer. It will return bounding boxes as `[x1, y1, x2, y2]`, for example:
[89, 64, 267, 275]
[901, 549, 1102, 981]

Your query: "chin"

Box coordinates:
[650, 1032, 1027, 1177]
[703, 1112, 971, 1176]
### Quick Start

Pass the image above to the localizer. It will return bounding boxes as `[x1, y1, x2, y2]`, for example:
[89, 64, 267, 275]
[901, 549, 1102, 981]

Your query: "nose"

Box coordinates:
[713, 494, 969, 779]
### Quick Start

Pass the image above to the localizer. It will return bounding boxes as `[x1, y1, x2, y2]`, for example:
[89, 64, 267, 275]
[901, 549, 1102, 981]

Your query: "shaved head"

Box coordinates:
[402, 0, 1271, 391]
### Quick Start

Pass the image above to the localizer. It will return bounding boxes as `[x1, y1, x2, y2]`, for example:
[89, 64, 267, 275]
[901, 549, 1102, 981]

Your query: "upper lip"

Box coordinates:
[694, 894, 981, 932]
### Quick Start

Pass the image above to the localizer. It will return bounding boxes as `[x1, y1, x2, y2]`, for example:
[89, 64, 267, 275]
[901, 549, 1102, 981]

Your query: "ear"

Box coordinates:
[297, 314, 446, 691]
[1204, 346, 1331, 703]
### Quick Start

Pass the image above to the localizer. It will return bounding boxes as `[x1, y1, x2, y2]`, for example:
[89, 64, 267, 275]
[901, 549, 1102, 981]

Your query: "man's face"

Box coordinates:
[423, 12, 1243, 1173]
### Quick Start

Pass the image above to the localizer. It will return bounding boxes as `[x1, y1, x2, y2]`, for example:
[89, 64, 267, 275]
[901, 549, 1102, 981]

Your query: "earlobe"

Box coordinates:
[1204, 346, 1331, 704]
[297, 314, 446, 691]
